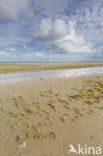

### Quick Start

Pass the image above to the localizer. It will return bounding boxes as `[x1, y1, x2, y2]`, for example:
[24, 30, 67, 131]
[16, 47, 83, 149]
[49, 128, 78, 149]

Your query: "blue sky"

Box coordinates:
[0, 0, 103, 61]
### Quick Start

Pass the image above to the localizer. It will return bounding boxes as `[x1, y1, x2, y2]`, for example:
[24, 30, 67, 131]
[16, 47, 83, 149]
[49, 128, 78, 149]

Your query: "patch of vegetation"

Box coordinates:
[0, 62, 103, 74]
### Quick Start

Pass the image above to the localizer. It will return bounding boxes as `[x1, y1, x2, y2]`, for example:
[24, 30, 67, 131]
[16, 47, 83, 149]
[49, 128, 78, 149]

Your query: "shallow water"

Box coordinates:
[0, 66, 103, 85]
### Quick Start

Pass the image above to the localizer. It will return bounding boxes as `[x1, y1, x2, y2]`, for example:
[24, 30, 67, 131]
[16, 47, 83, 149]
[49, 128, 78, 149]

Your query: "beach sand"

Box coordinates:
[0, 75, 103, 156]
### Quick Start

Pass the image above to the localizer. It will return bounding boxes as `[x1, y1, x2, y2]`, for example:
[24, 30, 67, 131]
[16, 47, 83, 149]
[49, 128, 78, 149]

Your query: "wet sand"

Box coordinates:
[0, 75, 103, 156]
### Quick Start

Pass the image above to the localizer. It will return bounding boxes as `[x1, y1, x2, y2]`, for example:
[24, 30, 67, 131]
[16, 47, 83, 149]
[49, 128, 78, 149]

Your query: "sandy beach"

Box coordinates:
[0, 0, 103, 155]
[0, 74, 103, 156]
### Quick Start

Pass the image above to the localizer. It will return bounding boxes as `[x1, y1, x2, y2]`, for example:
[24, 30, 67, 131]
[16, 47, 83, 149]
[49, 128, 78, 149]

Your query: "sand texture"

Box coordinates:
[0, 75, 103, 155]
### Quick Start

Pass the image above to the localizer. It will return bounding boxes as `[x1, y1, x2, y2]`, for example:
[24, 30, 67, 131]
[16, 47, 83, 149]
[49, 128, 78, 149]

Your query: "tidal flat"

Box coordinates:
[0, 74, 103, 156]
[0, 62, 103, 74]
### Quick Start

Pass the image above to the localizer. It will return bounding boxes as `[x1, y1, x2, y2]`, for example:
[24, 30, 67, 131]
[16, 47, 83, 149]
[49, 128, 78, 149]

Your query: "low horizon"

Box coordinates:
[0, 61, 103, 63]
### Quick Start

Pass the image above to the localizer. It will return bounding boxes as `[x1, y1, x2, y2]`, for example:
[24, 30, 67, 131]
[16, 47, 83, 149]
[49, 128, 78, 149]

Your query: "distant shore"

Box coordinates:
[0, 74, 103, 155]
[0, 62, 103, 74]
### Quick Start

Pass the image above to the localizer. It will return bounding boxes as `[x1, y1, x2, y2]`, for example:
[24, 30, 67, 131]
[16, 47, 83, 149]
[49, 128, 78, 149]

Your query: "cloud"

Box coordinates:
[34, 0, 69, 15]
[0, 0, 33, 20]
[69, 0, 103, 43]
[35, 52, 44, 57]
[0, 0, 103, 61]
[31, 18, 93, 54]
[33, 19, 68, 41]
[21, 52, 44, 59]
[0, 50, 19, 60]
[0, 50, 11, 56]
[5, 47, 17, 51]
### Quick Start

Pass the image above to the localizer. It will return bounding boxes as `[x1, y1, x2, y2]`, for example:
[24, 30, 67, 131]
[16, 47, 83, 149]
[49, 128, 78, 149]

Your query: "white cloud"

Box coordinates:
[0, 0, 33, 20]
[0, 0, 103, 60]
[0, 50, 11, 56]
[0, 50, 18, 59]
[5, 47, 16, 51]
[32, 19, 68, 41]
[70, 0, 103, 43]
[22, 52, 44, 59]
[35, 52, 44, 57]
[31, 19, 93, 54]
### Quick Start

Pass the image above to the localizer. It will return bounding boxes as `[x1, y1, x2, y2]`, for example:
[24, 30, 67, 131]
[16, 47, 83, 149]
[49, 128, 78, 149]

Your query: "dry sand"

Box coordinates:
[0, 75, 103, 156]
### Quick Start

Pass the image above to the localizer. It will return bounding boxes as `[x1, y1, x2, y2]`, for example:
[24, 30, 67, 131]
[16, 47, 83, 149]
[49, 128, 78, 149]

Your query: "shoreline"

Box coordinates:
[0, 74, 103, 155]
[0, 62, 103, 74]
[0, 66, 103, 87]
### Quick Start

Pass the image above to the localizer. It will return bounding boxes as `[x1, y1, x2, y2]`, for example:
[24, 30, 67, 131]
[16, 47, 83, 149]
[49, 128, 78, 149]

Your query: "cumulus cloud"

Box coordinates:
[0, 0, 33, 20]
[0, 0, 103, 61]
[32, 19, 68, 41]
[31, 18, 93, 54]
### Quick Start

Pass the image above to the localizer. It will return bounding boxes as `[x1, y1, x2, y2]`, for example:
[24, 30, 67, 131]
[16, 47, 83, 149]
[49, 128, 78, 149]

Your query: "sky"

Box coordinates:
[0, 0, 103, 62]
